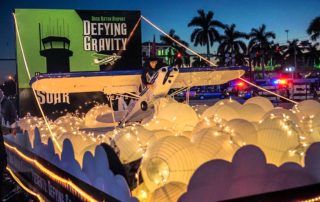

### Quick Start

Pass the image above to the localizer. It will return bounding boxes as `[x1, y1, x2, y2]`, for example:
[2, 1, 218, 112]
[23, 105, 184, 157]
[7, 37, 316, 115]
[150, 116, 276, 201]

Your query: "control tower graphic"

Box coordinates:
[39, 22, 73, 73]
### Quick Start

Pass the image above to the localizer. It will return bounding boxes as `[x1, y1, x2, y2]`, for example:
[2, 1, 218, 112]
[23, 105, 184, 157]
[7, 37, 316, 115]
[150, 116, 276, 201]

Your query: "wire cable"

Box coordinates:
[13, 13, 62, 152]
[141, 15, 298, 104]
[6, 166, 44, 202]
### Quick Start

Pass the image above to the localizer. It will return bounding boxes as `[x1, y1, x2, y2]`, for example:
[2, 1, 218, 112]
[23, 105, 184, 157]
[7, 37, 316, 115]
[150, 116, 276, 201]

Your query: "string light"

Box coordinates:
[13, 13, 62, 152]
[117, 17, 142, 56]
[141, 16, 214, 67]
[301, 196, 320, 202]
[5, 142, 99, 202]
[141, 15, 298, 104]
[12, 13, 320, 194]
[6, 166, 44, 202]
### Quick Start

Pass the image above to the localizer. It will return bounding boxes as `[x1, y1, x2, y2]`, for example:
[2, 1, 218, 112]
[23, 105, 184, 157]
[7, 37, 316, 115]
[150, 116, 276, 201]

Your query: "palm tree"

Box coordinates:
[188, 9, 225, 60]
[217, 24, 248, 66]
[305, 42, 320, 68]
[267, 43, 285, 69]
[191, 57, 208, 67]
[160, 29, 189, 66]
[248, 24, 276, 78]
[307, 16, 320, 41]
[282, 39, 305, 69]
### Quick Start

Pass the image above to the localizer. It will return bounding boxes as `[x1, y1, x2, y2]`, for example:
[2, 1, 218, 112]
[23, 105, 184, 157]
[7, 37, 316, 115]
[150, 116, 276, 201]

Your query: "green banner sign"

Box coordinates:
[15, 9, 141, 117]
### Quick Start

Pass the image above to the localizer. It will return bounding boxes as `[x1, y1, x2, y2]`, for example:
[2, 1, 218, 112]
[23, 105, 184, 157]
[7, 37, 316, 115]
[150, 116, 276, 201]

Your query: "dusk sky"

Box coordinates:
[0, 0, 319, 80]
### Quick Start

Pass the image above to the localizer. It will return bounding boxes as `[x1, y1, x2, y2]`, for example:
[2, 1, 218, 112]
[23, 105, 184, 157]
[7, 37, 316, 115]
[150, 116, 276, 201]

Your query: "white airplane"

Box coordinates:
[30, 66, 245, 126]
[92, 53, 121, 66]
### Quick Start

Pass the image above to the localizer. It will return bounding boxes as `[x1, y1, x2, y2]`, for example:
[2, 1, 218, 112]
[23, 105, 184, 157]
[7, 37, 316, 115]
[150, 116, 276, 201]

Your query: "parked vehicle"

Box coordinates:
[173, 86, 227, 100]
[227, 80, 253, 99]
[195, 89, 226, 100]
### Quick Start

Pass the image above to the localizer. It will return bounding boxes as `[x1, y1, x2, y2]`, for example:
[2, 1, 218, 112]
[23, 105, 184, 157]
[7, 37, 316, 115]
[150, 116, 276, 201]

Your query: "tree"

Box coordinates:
[217, 24, 248, 66]
[305, 42, 320, 68]
[307, 16, 320, 41]
[191, 57, 208, 67]
[188, 9, 225, 60]
[248, 24, 276, 78]
[160, 29, 189, 66]
[267, 43, 285, 69]
[282, 39, 305, 69]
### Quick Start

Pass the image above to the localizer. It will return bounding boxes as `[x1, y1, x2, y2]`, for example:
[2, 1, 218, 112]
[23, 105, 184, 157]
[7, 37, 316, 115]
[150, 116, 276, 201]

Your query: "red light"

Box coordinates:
[278, 79, 287, 85]
[236, 81, 244, 87]
[176, 52, 182, 58]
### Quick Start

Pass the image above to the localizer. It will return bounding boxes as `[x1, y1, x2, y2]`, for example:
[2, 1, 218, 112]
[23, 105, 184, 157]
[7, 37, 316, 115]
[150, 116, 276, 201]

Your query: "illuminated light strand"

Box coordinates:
[12, 13, 62, 152]
[6, 166, 44, 202]
[141, 15, 298, 104]
[118, 126, 146, 160]
[118, 16, 142, 56]
[5, 142, 98, 202]
[114, 93, 140, 100]
[238, 78, 298, 104]
[170, 87, 189, 97]
[301, 196, 320, 202]
[141, 15, 215, 66]
[12, 14, 32, 79]
[135, 167, 149, 200]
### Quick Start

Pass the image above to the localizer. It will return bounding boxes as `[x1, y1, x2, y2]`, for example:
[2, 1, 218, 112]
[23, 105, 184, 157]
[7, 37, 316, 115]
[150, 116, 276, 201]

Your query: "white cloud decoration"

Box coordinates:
[10, 97, 320, 201]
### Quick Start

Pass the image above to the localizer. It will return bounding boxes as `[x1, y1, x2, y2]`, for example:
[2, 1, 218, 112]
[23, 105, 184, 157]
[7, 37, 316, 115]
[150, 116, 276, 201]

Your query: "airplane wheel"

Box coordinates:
[141, 101, 148, 111]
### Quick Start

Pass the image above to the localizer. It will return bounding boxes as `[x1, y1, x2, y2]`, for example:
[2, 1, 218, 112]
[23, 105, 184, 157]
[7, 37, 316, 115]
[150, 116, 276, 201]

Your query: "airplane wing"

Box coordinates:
[171, 67, 245, 89]
[30, 70, 142, 94]
[30, 67, 245, 94]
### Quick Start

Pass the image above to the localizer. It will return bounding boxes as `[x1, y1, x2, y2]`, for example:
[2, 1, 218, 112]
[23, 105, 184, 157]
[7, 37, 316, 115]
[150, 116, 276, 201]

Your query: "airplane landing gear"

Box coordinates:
[141, 101, 148, 111]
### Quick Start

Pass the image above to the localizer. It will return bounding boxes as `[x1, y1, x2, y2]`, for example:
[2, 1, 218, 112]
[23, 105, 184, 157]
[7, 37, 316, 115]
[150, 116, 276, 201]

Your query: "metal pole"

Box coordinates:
[285, 29, 289, 41]
[294, 44, 297, 67]
[108, 95, 117, 129]
[186, 87, 190, 104]
[306, 82, 308, 100]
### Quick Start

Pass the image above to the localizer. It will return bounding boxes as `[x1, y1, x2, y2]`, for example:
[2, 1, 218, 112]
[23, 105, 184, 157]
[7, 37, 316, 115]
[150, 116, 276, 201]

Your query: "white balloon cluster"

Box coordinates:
[19, 113, 106, 165]
[111, 125, 174, 163]
[133, 97, 320, 201]
[143, 97, 199, 132]
[19, 97, 320, 202]
[84, 105, 117, 128]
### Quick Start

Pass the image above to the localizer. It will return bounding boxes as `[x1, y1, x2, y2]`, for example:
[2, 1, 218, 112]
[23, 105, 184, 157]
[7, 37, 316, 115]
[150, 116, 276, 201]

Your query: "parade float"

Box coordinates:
[5, 8, 320, 202]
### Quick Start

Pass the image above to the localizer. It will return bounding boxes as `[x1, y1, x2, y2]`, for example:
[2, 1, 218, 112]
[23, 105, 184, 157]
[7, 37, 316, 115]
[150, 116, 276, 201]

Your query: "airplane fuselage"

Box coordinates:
[121, 66, 179, 124]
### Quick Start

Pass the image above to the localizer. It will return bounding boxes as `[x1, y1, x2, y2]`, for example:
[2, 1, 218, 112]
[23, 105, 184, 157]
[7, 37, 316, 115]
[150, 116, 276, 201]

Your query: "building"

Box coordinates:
[141, 41, 171, 64]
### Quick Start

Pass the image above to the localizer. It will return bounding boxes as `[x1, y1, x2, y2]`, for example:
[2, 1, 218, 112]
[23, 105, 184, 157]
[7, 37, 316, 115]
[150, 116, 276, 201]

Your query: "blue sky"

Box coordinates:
[0, 0, 319, 79]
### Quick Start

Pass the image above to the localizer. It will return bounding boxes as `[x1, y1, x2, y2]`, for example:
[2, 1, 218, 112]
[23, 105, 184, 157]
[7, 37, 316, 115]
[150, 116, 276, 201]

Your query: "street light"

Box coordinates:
[284, 66, 295, 99]
[285, 66, 295, 80]
[285, 29, 289, 41]
[285, 66, 295, 72]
